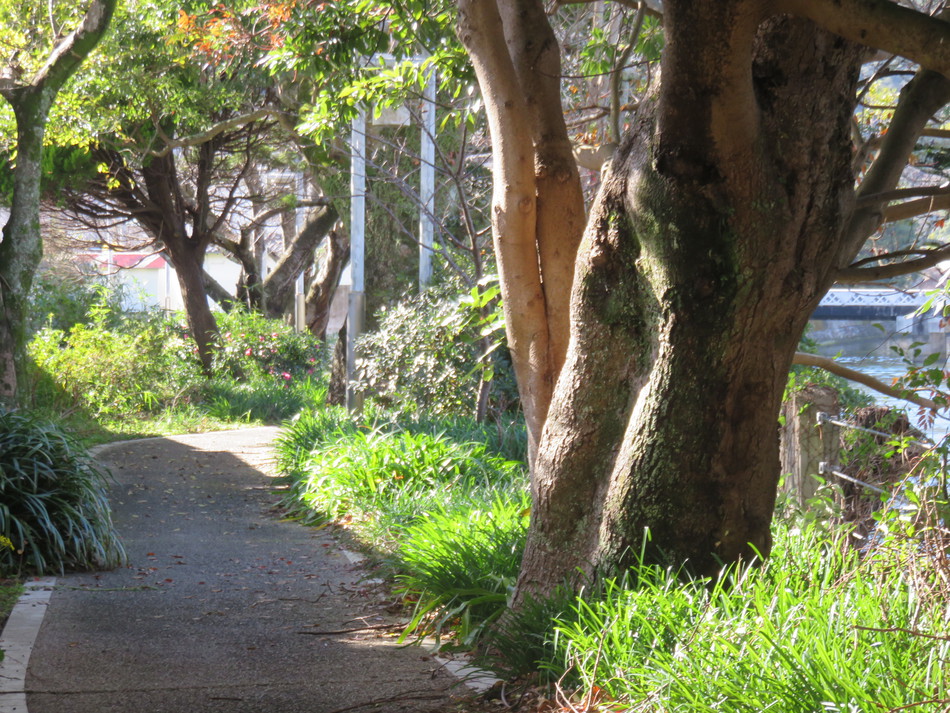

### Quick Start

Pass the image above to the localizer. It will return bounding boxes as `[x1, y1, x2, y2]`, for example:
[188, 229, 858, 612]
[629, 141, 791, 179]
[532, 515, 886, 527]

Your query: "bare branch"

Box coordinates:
[836, 244, 950, 282]
[883, 192, 950, 222]
[856, 184, 950, 208]
[847, 245, 949, 269]
[150, 109, 282, 157]
[793, 352, 939, 411]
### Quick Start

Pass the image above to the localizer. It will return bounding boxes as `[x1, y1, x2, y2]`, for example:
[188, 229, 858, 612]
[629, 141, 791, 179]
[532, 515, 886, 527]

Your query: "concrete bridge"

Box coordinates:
[812, 288, 930, 321]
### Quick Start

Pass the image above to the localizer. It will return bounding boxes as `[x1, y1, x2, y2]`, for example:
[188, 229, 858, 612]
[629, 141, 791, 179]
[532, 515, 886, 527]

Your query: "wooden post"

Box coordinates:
[780, 385, 840, 507]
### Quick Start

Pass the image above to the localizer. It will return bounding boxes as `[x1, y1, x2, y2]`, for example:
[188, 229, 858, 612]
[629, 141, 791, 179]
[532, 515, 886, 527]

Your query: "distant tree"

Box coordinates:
[49, 2, 347, 371]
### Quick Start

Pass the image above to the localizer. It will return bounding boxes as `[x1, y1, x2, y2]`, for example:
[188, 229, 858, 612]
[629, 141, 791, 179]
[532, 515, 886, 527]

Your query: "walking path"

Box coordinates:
[2, 427, 490, 713]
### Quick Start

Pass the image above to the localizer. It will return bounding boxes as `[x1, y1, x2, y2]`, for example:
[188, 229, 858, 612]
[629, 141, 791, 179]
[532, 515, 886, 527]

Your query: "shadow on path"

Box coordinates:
[26, 427, 478, 713]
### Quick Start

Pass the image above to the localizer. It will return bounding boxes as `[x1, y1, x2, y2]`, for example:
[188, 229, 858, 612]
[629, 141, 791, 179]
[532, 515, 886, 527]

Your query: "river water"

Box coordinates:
[809, 319, 950, 442]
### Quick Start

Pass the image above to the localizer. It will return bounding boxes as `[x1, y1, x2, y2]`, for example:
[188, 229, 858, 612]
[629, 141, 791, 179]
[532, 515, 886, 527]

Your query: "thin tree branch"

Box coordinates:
[778, 0, 950, 77]
[856, 184, 950, 208]
[793, 352, 939, 411]
[836, 245, 950, 282]
[847, 245, 949, 269]
[150, 109, 282, 157]
[883, 192, 950, 223]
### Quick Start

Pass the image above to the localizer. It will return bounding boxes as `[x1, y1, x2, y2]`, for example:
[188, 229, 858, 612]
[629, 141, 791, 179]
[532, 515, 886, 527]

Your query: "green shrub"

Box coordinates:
[27, 300, 202, 420]
[26, 299, 330, 432]
[212, 309, 327, 381]
[26, 273, 122, 338]
[354, 285, 518, 418]
[0, 410, 125, 575]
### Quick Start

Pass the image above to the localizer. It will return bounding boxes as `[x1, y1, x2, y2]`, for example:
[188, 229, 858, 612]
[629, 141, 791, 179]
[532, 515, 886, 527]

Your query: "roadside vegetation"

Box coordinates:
[277, 397, 950, 711]
[23, 282, 329, 445]
[3, 272, 948, 711]
[272, 294, 950, 711]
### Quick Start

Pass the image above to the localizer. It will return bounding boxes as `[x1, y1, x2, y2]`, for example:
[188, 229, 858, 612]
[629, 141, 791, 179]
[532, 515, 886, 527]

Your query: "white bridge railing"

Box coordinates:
[819, 288, 928, 310]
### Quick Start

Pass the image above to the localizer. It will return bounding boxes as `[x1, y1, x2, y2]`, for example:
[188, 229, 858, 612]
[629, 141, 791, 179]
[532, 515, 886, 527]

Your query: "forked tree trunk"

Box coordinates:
[457, 0, 585, 463]
[514, 11, 867, 600]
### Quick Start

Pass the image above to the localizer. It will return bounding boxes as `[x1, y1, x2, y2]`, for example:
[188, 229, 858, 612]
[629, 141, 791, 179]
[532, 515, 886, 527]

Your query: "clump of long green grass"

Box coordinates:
[394, 490, 530, 648]
[275, 410, 530, 647]
[272, 406, 358, 474]
[530, 524, 950, 712]
[0, 410, 126, 575]
[279, 427, 522, 539]
[392, 412, 528, 463]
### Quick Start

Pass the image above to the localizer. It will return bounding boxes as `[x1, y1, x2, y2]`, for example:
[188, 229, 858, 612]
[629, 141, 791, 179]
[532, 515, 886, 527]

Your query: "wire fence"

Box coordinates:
[816, 411, 934, 497]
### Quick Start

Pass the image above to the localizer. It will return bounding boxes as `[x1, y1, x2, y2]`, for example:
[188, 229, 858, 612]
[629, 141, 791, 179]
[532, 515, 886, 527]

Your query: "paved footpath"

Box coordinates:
[18, 427, 487, 713]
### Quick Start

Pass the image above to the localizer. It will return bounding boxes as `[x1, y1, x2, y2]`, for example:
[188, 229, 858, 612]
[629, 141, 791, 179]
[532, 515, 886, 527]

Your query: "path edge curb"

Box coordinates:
[0, 578, 56, 713]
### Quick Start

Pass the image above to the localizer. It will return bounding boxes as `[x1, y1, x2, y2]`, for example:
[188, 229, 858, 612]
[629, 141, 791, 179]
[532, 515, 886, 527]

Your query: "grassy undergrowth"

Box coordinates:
[277, 409, 950, 712]
[531, 527, 950, 712]
[275, 409, 529, 646]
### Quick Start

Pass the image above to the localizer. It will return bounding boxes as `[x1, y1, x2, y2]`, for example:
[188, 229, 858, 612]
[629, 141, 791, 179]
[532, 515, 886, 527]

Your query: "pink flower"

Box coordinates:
[245, 348, 252, 356]
[281, 372, 292, 380]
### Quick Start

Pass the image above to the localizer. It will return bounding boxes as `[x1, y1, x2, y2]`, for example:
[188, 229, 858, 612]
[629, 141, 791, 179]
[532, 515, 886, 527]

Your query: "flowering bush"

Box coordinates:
[211, 310, 327, 383]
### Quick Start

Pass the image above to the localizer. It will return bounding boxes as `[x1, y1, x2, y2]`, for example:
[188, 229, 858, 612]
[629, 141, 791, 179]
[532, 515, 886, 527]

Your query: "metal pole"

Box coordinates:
[419, 67, 436, 290]
[347, 109, 367, 413]
[163, 255, 173, 312]
[295, 173, 307, 332]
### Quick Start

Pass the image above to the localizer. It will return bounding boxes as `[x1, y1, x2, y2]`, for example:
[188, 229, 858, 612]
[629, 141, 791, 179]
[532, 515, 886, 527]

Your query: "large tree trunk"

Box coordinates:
[514, 9, 867, 600]
[0, 91, 48, 404]
[457, 0, 585, 464]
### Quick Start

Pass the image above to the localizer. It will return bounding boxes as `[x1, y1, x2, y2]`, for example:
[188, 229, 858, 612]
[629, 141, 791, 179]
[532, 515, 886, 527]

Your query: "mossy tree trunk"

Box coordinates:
[0, 0, 116, 405]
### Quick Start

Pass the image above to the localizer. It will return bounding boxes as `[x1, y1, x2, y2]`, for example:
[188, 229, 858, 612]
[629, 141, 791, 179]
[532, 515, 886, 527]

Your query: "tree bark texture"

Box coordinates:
[457, 0, 586, 464]
[513, 5, 876, 599]
[0, 0, 117, 405]
[0, 91, 49, 404]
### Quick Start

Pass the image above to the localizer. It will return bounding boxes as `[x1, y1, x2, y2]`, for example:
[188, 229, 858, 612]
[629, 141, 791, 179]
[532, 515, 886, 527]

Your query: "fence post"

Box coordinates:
[780, 385, 840, 507]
